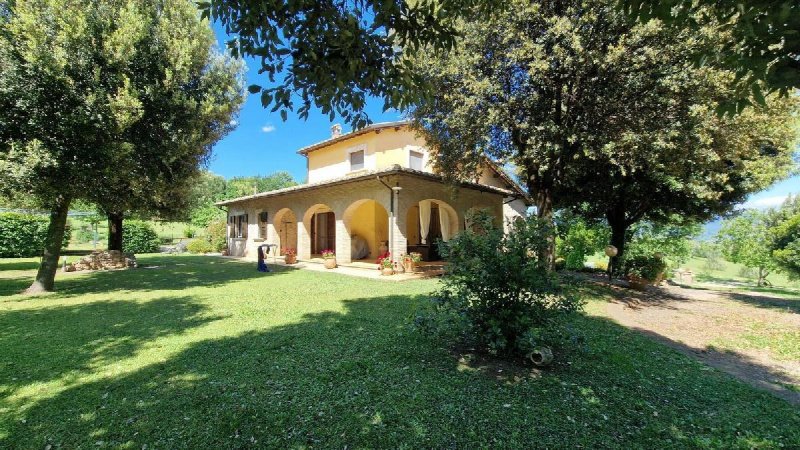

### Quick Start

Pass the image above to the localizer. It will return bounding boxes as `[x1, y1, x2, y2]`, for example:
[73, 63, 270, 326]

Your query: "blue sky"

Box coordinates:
[207, 24, 799, 209]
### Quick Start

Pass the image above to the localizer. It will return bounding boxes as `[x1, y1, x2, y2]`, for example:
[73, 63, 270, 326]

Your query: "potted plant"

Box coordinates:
[403, 252, 422, 273]
[378, 254, 394, 275]
[321, 249, 337, 269]
[622, 254, 667, 290]
[283, 247, 297, 264]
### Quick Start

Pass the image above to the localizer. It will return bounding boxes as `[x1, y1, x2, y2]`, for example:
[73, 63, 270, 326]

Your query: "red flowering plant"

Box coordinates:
[377, 251, 393, 268]
[282, 248, 297, 257]
[321, 249, 335, 259]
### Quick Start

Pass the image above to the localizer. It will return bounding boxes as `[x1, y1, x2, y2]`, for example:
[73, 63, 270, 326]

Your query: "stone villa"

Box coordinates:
[217, 120, 530, 264]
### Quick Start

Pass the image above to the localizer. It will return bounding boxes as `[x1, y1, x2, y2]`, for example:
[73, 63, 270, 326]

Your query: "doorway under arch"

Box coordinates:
[303, 204, 336, 256]
[273, 208, 297, 256]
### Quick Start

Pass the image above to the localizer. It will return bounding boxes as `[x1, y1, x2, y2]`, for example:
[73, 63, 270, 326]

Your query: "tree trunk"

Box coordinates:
[757, 267, 768, 287]
[608, 218, 627, 277]
[25, 195, 71, 294]
[107, 212, 124, 251]
[535, 188, 555, 270]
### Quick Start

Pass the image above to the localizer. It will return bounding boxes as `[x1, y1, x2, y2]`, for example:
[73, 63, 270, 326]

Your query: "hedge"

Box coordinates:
[122, 220, 161, 254]
[0, 212, 71, 257]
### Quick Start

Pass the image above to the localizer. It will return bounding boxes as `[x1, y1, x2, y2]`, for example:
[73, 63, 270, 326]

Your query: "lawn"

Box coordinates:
[1, 256, 798, 448]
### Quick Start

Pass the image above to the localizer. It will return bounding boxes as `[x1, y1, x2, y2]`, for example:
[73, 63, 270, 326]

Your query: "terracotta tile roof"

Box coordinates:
[216, 165, 515, 206]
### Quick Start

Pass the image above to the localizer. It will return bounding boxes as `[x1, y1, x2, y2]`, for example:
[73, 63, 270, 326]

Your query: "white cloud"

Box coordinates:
[738, 195, 788, 210]
[261, 124, 276, 133]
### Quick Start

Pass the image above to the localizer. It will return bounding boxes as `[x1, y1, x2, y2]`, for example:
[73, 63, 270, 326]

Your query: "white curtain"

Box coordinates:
[439, 205, 451, 242]
[419, 200, 432, 244]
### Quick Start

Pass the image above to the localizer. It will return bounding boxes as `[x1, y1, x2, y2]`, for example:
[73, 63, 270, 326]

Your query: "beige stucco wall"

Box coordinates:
[225, 174, 504, 264]
[306, 127, 432, 183]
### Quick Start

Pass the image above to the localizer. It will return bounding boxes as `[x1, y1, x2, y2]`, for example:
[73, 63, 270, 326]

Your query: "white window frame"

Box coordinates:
[347, 144, 367, 172]
[408, 148, 425, 171]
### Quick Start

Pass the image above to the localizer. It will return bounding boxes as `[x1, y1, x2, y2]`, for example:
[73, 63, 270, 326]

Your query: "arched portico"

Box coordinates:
[302, 204, 336, 257]
[343, 199, 390, 261]
[273, 208, 298, 256]
[405, 199, 459, 261]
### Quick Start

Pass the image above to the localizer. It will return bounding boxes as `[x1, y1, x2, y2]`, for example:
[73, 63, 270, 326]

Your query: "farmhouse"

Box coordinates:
[217, 121, 530, 264]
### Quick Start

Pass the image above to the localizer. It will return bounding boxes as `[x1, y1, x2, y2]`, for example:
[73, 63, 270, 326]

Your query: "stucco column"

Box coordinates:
[391, 187, 406, 263]
[297, 219, 311, 260]
[335, 218, 351, 264]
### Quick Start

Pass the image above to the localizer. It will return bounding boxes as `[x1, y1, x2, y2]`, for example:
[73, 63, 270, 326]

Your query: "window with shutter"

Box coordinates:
[350, 150, 364, 171]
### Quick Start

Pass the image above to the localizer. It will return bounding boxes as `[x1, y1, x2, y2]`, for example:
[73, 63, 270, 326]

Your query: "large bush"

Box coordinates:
[205, 219, 227, 252]
[122, 220, 161, 254]
[415, 210, 584, 363]
[186, 238, 212, 254]
[0, 212, 70, 257]
[619, 254, 667, 280]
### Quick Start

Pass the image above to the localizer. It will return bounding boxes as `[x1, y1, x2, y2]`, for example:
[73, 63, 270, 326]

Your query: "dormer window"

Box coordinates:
[409, 150, 424, 171]
[350, 149, 365, 171]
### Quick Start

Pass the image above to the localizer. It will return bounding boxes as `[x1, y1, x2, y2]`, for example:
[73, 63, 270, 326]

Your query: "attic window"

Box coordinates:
[350, 150, 364, 171]
[409, 150, 424, 171]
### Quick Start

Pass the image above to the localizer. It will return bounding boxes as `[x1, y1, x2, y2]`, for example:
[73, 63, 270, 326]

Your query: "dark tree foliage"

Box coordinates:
[200, 0, 497, 128]
[622, 0, 800, 115]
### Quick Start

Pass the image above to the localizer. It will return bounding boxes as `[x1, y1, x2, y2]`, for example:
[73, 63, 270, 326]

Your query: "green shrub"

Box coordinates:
[186, 238, 212, 254]
[415, 210, 584, 363]
[122, 220, 161, 254]
[619, 254, 667, 280]
[0, 212, 70, 257]
[183, 226, 197, 239]
[205, 219, 227, 252]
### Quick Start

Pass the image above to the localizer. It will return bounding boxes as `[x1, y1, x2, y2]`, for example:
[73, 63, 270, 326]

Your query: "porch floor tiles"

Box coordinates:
[221, 255, 445, 281]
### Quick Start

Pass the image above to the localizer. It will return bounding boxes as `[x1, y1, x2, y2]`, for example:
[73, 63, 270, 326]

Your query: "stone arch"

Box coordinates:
[342, 199, 390, 261]
[273, 208, 298, 256]
[303, 203, 336, 255]
[406, 198, 459, 247]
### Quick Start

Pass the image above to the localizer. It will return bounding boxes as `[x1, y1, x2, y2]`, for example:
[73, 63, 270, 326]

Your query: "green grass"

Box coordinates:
[681, 257, 800, 292]
[1, 256, 798, 448]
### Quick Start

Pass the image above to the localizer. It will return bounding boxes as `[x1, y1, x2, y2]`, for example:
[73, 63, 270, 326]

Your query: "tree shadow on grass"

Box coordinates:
[0, 296, 220, 394]
[0, 260, 40, 271]
[724, 291, 800, 314]
[0, 256, 295, 298]
[2, 295, 798, 449]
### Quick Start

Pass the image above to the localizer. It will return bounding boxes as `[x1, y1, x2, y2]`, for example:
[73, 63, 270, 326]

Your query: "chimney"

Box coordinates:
[330, 123, 342, 138]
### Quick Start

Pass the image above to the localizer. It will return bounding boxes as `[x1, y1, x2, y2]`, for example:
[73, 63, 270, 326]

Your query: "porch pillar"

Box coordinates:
[391, 187, 406, 263]
[335, 218, 351, 264]
[297, 218, 311, 260]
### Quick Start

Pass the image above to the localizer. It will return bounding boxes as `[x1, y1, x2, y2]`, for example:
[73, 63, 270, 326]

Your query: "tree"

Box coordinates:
[623, 0, 799, 114]
[0, 0, 242, 292]
[769, 195, 800, 280]
[92, 5, 245, 251]
[187, 171, 298, 228]
[410, 0, 798, 269]
[717, 210, 777, 286]
[410, 0, 719, 265]
[566, 94, 798, 271]
[200, 0, 495, 128]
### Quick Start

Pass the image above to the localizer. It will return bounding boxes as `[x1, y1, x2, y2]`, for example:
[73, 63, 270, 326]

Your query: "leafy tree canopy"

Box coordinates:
[717, 210, 777, 286]
[622, 0, 800, 114]
[0, 0, 243, 291]
[200, 0, 494, 128]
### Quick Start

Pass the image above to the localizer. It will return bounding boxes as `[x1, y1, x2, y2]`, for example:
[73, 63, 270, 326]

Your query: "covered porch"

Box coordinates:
[220, 167, 512, 268]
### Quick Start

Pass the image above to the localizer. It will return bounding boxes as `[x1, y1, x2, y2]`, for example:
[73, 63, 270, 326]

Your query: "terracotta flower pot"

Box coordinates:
[403, 260, 416, 273]
[381, 267, 394, 276]
[285, 254, 297, 264]
[324, 258, 337, 269]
